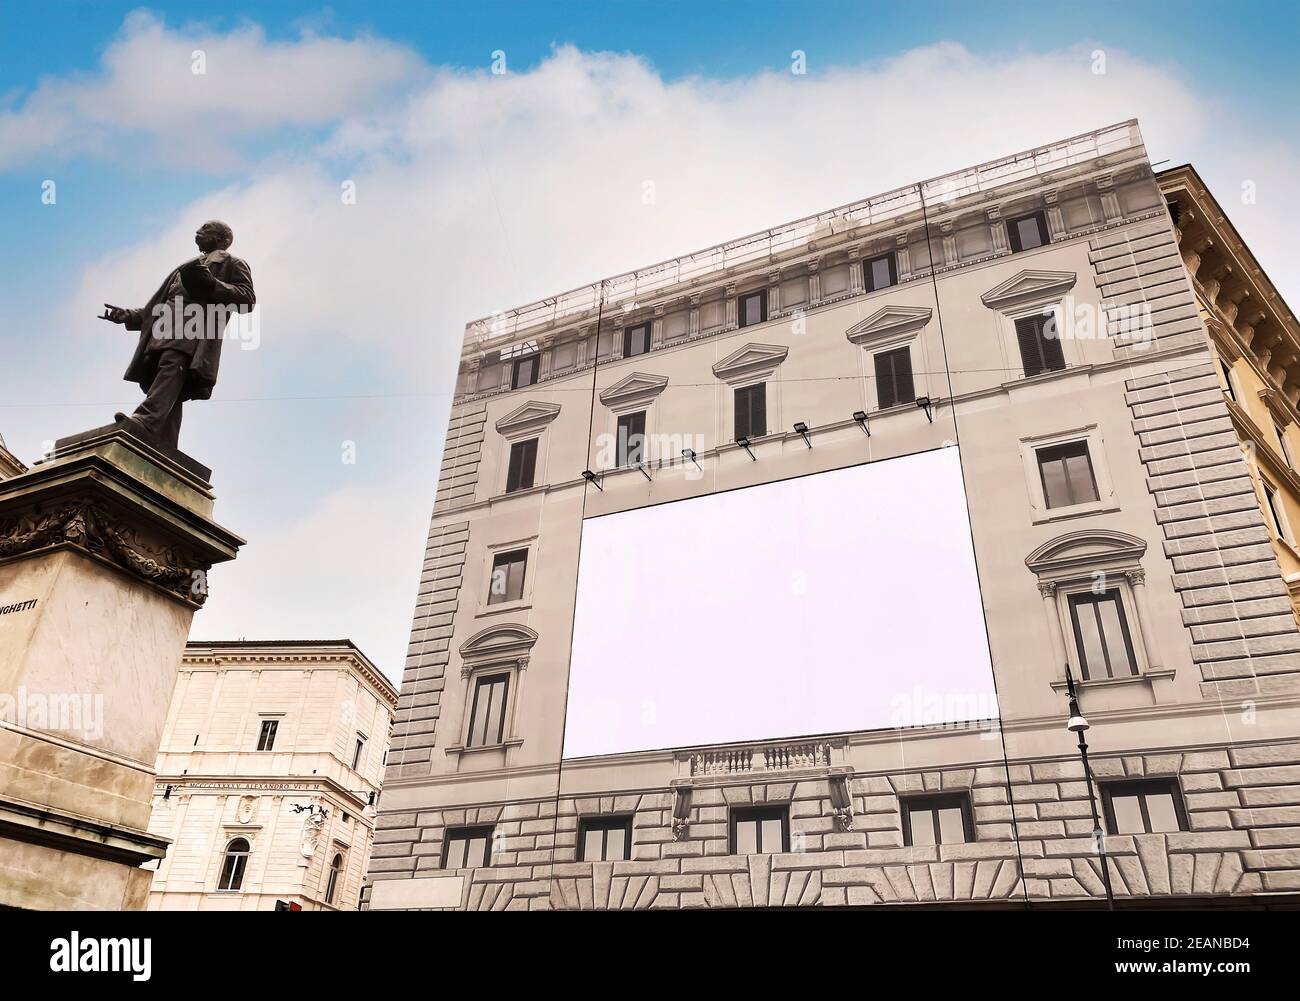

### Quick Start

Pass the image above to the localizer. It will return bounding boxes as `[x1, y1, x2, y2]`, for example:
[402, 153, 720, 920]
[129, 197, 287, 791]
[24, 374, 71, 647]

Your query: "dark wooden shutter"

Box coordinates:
[1007, 219, 1023, 254]
[750, 384, 766, 437]
[1016, 315, 1063, 376]
[875, 351, 897, 409]
[874, 348, 914, 408]
[506, 439, 537, 492]
[734, 387, 749, 440]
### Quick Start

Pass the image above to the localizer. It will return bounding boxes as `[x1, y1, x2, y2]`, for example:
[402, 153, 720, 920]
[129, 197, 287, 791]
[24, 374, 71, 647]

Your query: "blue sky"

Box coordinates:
[2, 2, 1297, 677]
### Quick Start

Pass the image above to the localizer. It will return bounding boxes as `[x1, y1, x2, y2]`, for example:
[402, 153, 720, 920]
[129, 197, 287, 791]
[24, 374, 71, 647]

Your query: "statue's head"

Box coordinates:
[195, 220, 234, 253]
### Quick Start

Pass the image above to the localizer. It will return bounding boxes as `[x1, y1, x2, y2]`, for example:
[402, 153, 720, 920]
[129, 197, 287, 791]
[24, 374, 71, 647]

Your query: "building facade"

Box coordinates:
[368, 121, 1300, 910]
[147, 640, 396, 911]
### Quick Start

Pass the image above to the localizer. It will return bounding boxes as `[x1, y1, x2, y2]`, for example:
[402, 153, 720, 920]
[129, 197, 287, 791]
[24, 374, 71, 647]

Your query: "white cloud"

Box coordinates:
[15, 26, 1300, 679]
[0, 11, 423, 169]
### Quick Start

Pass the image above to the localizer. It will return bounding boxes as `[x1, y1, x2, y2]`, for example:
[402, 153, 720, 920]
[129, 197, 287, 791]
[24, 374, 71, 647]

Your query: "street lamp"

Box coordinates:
[1063, 662, 1116, 910]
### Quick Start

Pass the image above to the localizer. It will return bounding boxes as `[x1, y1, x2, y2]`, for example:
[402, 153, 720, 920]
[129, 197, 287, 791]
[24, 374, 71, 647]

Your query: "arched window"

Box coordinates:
[325, 852, 344, 905]
[218, 838, 250, 891]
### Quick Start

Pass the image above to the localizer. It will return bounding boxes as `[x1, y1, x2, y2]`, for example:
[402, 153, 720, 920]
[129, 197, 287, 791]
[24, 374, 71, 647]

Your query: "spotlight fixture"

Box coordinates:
[852, 411, 871, 437]
[916, 396, 934, 423]
[793, 421, 812, 448]
[682, 448, 702, 472]
[635, 461, 652, 482]
[735, 436, 756, 461]
[163, 784, 173, 800]
[581, 469, 603, 491]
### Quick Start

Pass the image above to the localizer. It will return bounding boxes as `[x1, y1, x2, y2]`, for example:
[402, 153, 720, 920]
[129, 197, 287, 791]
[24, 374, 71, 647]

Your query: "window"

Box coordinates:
[505, 438, 538, 493]
[1264, 480, 1289, 541]
[1069, 590, 1137, 680]
[873, 347, 915, 409]
[578, 816, 633, 861]
[1007, 211, 1049, 253]
[738, 289, 767, 328]
[616, 410, 646, 466]
[324, 852, 344, 905]
[511, 353, 539, 389]
[1036, 441, 1099, 509]
[734, 383, 767, 440]
[466, 673, 510, 747]
[863, 252, 898, 293]
[1277, 424, 1294, 469]
[623, 322, 651, 358]
[1103, 780, 1187, 834]
[350, 736, 366, 771]
[901, 795, 973, 846]
[488, 549, 527, 604]
[217, 838, 250, 891]
[443, 826, 494, 868]
[730, 805, 788, 854]
[1220, 359, 1237, 403]
[256, 719, 278, 751]
[1014, 312, 1065, 377]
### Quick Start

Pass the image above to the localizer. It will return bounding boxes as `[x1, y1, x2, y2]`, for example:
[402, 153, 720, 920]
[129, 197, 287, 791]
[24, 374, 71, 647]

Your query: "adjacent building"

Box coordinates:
[368, 121, 1300, 910]
[0, 435, 24, 479]
[146, 640, 397, 911]
[1160, 164, 1300, 614]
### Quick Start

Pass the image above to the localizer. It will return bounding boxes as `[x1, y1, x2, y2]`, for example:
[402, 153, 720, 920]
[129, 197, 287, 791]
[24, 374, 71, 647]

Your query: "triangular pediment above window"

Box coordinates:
[981, 270, 1077, 313]
[495, 401, 561, 437]
[459, 623, 538, 662]
[845, 305, 933, 347]
[1026, 529, 1147, 578]
[598, 372, 669, 410]
[711, 342, 790, 383]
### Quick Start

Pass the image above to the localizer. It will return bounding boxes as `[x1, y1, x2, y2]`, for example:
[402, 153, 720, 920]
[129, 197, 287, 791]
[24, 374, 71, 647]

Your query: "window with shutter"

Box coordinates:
[505, 438, 538, 493]
[1007, 211, 1049, 253]
[623, 323, 651, 358]
[511, 354, 539, 389]
[734, 383, 766, 440]
[1068, 589, 1137, 680]
[863, 252, 898, 293]
[466, 674, 510, 747]
[616, 410, 646, 466]
[488, 549, 527, 604]
[730, 806, 789, 854]
[1102, 780, 1187, 834]
[1036, 441, 1099, 509]
[1014, 313, 1065, 377]
[873, 347, 915, 409]
[737, 290, 767, 328]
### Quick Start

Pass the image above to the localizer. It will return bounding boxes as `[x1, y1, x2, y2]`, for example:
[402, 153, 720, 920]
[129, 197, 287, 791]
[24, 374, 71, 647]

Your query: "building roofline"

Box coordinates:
[183, 638, 398, 705]
[1157, 162, 1299, 332]
[465, 119, 1145, 344]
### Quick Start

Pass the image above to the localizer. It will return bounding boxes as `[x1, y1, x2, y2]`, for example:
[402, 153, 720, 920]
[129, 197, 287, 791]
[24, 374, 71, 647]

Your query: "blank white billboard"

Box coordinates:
[563, 447, 998, 758]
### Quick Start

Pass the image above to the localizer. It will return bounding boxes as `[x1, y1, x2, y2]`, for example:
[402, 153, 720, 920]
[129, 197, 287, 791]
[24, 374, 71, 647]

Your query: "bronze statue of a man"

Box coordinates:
[101, 220, 256, 450]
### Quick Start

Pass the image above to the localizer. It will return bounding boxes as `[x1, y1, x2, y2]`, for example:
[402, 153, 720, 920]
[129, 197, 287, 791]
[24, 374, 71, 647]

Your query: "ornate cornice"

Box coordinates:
[598, 372, 669, 410]
[845, 304, 933, 347]
[1025, 529, 1147, 578]
[980, 269, 1078, 313]
[494, 400, 561, 438]
[0, 499, 208, 605]
[711, 342, 789, 384]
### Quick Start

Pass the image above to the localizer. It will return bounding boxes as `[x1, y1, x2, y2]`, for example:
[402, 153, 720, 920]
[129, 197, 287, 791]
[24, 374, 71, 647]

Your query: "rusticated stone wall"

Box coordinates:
[366, 738, 1300, 909]
[1125, 363, 1300, 696]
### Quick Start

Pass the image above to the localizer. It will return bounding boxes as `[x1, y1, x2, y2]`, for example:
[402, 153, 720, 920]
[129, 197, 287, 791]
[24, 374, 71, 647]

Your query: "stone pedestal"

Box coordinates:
[0, 425, 242, 909]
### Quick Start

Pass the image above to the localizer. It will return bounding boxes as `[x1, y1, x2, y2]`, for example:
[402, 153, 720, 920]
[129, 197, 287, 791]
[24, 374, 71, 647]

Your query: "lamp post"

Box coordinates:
[1063, 662, 1116, 910]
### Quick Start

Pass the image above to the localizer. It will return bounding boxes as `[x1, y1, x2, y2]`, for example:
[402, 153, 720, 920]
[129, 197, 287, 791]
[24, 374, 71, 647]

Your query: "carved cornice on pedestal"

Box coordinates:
[0, 429, 242, 607]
